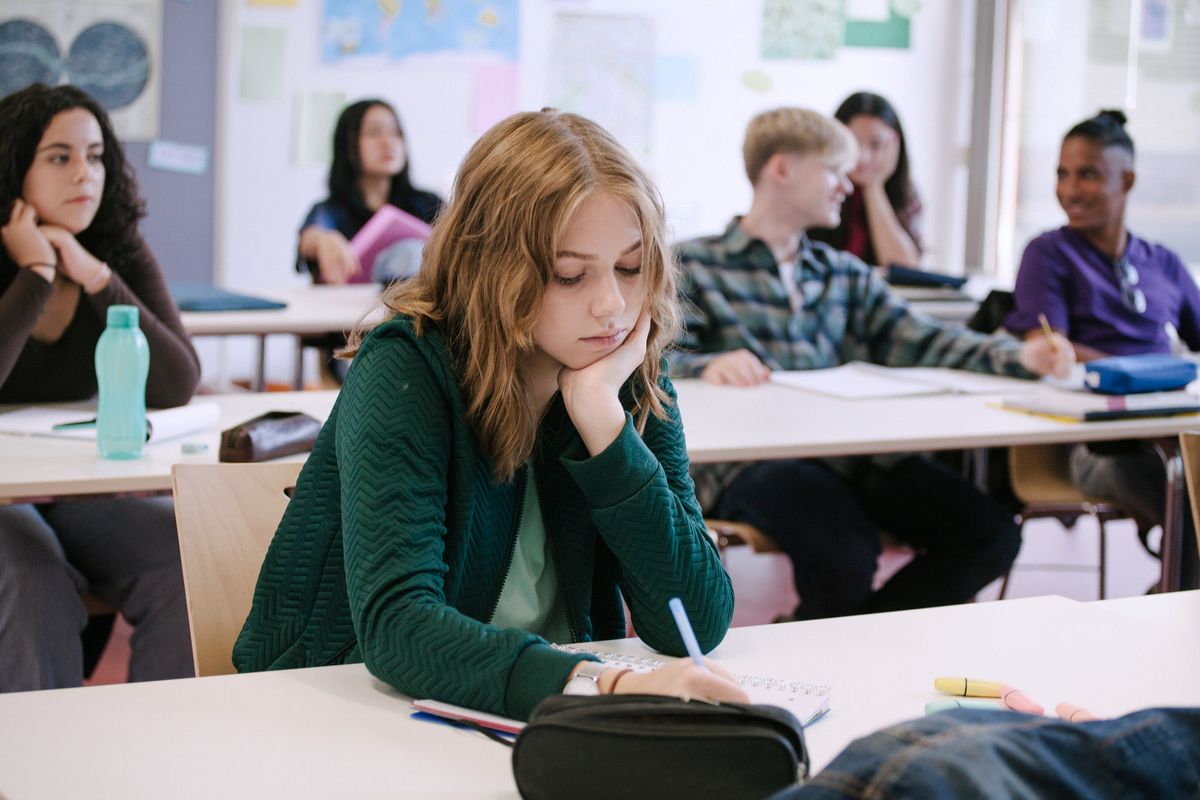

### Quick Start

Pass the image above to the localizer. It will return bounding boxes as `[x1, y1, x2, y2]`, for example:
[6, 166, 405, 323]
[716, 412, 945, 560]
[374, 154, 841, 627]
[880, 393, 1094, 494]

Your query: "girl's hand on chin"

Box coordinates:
[558, 311, 651, 456]
[558, 311, 650, 402]
[2, 199, 56, 270]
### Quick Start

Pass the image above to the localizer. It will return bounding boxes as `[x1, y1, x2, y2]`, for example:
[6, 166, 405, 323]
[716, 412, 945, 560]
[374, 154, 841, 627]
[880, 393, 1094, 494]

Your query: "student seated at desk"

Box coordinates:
[297, 99, 443, 384]
[1004, 110, 1200, 587]
[236, 110, 748, 719]
[670, 107, 1073, 621]
[0, 84, 199, 690]
[297, 99, 442, 286]
[809, 92, 922, 268]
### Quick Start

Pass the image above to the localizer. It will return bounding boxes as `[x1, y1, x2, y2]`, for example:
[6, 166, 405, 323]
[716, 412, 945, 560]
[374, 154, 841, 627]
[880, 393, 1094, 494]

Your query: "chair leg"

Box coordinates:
[997, 570, 1010, 600]
[1097, 519, 1108, 600]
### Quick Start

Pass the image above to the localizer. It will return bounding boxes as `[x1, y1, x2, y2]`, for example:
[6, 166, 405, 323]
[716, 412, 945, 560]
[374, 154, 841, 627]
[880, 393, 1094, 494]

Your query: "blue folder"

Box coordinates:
[171, 283, 287, 312]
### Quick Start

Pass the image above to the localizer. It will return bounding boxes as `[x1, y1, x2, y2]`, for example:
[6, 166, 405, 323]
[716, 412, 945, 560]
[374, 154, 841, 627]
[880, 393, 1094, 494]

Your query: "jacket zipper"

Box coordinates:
[486, 464, 527, 624]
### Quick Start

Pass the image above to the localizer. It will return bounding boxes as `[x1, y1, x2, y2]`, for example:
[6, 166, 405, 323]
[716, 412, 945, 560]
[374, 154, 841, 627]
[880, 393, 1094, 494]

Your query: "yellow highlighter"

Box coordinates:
[934, 676, 1003, 698]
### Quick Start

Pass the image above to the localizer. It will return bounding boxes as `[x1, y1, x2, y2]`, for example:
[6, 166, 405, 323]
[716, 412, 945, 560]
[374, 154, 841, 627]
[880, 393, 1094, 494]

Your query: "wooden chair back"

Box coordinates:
[1009, 444, 1089, 504]
[171, 461, 302, 677]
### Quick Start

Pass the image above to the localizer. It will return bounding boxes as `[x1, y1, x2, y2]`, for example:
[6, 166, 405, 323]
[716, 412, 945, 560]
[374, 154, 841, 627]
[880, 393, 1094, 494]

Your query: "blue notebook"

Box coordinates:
[171, 283, 287, 312]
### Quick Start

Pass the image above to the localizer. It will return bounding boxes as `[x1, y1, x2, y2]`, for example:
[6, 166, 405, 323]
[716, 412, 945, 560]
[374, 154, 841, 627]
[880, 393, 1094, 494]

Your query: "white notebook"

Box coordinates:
[0, 402, 220, 443]
[413, 647, 831, 735]
[554, 644, 831, 727]
[771, 362, 1025, 400]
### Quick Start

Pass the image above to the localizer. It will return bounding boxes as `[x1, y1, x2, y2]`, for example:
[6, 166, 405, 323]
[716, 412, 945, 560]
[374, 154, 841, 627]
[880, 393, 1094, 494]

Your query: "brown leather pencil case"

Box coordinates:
[218, 411, 321, 463]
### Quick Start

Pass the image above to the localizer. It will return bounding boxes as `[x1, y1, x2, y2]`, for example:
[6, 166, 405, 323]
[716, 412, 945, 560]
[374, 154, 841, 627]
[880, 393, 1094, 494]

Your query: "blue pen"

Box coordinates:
[668, 597, 705, 668]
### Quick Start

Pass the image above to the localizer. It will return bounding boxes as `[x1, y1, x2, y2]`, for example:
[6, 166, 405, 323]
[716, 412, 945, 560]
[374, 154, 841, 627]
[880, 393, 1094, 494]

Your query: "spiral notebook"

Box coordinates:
[412, 647, 830, 736]
[554, 644, 831, 727]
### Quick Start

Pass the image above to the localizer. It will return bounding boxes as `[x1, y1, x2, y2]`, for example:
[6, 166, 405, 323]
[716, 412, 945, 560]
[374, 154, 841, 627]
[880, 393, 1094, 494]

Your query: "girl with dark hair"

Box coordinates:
[297, 99, 442, 285]
[0, 83, 200, 690]
[809, 91, 922, 267]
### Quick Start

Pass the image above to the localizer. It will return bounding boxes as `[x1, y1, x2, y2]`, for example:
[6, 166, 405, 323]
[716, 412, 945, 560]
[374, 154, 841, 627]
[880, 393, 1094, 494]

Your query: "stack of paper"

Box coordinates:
[1001, 391, 1200, 422]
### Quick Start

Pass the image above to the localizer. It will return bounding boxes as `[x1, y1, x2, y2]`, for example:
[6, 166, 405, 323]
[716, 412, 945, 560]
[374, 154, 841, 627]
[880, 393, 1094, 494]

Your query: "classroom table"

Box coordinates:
[0, 594, 1195, 799]
[0, 391, 338, 503]
[180, 284, 384, 390]
[2, 376, 1196, 588]
[672, 376, 1200, 592]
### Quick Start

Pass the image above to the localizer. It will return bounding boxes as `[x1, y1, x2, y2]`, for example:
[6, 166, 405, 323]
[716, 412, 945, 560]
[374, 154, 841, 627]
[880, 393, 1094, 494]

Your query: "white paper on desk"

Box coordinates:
[771, 363, 1031, 399]
[771, 363, 944, 399]
[885, 367, 1036, 395]
[0, 403, 219, 443]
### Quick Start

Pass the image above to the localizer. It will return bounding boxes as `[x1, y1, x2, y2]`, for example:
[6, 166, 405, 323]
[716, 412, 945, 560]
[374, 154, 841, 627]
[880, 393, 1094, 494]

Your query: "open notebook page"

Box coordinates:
[770, 363, 944, 399]
[771, 363, 1031, 399]
[413, 647, 831, 735]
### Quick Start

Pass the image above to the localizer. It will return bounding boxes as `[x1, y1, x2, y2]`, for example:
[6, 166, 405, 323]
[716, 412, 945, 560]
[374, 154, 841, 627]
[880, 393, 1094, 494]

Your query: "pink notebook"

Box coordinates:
[349, 205, 432, 284]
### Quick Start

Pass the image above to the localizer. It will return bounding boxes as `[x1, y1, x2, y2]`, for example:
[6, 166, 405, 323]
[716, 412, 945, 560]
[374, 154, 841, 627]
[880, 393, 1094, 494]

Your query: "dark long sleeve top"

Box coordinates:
[0, 234, 200, 407]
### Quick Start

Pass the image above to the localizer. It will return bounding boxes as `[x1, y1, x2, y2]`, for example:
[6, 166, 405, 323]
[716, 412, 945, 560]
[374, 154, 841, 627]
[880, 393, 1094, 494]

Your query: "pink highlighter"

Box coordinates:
[1000, 684, 1045, 715]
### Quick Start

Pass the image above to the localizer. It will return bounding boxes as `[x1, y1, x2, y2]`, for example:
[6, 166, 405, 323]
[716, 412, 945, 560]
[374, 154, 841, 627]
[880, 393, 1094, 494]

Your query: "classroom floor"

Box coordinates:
[727, 515, 1163, 627]
[86, 515, 1162, 686]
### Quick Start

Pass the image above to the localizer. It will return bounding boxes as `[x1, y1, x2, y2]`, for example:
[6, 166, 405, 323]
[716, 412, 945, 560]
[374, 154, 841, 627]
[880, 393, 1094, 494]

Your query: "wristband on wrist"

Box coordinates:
[83, 262, 112, 295]
[606, 668, 634, 694]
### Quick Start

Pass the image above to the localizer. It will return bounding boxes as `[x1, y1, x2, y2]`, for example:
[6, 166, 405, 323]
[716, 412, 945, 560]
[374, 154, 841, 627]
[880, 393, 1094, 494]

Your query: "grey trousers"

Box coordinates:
[1068, 444, 1165, 528]
[0, 496, 194, 692]
[1069, 443, 1199, 588]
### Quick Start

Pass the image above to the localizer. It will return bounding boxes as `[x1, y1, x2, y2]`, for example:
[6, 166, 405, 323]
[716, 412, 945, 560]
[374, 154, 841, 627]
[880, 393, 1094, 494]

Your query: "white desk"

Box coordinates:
[181, 285, 384, 390]
[672, 377, 1200, 463]
[3, 377, 1195, 585]
[1093, 589, 1200, 634]
[673, 377, 1200, 592]
[0, 595, 1195, 799]
[0, 391, 337, 503]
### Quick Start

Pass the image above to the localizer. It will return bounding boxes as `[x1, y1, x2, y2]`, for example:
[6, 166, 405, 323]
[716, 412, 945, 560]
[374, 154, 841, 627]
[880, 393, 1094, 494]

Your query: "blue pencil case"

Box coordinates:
[1084, 354, 1198, 395]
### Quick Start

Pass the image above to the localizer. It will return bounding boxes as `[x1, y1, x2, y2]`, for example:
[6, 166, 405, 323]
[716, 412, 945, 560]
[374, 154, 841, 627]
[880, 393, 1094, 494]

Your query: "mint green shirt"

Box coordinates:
[490, 462, 572, 643]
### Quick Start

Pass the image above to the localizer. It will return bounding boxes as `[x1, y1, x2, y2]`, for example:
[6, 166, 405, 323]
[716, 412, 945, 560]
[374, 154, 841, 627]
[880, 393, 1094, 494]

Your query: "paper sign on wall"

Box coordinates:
[292, 90, 346, 165]
[239, 25, 287, 102]
[147, 140, 209, 175]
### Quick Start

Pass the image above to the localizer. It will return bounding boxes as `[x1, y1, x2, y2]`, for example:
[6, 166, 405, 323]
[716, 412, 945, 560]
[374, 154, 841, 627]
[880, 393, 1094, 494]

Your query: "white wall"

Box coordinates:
[1008, 0, 1200, 283]
[211, 1, 976, 385]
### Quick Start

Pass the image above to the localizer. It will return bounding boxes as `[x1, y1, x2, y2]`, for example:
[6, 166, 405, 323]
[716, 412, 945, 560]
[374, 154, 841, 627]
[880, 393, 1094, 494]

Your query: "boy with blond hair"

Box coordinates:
[670, 107, 1072, 620]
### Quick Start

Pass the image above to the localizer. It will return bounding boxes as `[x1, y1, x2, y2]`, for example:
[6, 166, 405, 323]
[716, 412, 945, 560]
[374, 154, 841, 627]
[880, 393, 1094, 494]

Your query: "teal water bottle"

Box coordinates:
[95, 305, 150, 459]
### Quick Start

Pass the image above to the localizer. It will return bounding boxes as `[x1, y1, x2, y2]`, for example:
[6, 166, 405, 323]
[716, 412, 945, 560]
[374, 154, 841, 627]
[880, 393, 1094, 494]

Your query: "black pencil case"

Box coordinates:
[511, 694, 808, 800]
[218, 411, 321, 462]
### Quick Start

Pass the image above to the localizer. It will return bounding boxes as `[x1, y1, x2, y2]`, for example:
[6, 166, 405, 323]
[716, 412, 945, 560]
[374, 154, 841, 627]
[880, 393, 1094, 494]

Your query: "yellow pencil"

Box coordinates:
[1037, 313, 1059, 355]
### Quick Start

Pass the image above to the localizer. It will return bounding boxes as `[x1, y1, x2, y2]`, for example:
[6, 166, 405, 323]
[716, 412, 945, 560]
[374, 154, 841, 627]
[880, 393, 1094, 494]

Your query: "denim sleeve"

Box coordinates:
[770, 707, 1200, 800]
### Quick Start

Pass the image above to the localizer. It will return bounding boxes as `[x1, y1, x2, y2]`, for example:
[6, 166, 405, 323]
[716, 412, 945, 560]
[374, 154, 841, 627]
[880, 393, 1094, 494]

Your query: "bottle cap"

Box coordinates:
[106, 305, 140, 328]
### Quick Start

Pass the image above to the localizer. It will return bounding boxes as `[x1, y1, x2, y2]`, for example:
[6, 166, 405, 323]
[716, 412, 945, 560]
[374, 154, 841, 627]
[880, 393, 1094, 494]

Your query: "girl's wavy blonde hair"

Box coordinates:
[343, 110, 682, 482]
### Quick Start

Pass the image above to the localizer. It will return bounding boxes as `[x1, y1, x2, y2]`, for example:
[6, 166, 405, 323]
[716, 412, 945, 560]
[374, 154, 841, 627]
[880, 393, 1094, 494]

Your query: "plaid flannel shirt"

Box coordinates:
[668, 218, 1031, 511]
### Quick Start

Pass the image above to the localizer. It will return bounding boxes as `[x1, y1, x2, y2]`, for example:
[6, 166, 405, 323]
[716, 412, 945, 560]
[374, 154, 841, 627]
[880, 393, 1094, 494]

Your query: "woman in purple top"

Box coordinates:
[1005, 110, 1200, 360]
[1005, 110, 1199, 589]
